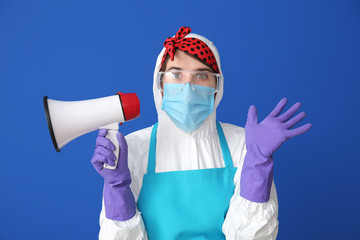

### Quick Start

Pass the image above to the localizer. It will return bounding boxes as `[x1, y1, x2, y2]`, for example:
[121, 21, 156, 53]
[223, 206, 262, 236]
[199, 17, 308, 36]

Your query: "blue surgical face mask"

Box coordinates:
[161, 83, 215, 133]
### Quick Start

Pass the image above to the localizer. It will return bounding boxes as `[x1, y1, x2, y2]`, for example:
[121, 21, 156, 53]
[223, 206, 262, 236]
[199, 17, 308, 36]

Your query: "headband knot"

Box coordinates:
[163, 26, 192, 61]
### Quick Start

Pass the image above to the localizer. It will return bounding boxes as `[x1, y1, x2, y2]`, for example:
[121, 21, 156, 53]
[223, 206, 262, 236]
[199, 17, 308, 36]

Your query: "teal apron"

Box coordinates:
[137, 122, 237, 240]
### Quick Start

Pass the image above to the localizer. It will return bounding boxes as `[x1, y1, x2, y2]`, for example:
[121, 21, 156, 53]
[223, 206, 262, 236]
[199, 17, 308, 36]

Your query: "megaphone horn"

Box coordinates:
[43, 92, 140, 169]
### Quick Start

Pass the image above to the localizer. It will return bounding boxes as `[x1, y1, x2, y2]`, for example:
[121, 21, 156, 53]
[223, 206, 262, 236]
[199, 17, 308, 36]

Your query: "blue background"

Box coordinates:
[1, 0, 359, 239]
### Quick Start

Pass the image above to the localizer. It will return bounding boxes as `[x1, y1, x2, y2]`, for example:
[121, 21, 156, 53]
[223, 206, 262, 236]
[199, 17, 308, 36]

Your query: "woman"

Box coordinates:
[91, 26, 312, 240]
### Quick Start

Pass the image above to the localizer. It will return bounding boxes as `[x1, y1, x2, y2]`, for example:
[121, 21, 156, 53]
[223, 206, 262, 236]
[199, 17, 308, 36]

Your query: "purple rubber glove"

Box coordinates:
[91, 129, 136, 221]
[240, 97, 312, 202]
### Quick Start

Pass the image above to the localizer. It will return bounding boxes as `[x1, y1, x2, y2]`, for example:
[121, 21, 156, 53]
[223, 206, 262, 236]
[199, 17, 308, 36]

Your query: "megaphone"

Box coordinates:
[43, 92, 140, 169]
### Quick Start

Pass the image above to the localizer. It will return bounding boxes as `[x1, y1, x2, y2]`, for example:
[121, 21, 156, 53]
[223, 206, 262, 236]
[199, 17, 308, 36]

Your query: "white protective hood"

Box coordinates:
[152, 32, 224, 138]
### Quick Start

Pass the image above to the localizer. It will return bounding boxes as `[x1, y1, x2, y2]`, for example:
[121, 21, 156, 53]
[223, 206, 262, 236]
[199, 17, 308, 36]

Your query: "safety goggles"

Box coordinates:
[157, 70, 221, 95]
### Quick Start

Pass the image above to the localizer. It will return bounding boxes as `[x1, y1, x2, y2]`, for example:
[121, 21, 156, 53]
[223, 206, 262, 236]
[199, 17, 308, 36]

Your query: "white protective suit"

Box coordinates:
[98, 32, 279, 240]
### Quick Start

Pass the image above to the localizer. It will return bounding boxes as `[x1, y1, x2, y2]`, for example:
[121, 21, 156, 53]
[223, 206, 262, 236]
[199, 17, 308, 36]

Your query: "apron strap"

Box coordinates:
[147, 122, 233, 174]
[216, 121, 233, 168]
[147, 122, 158, 174]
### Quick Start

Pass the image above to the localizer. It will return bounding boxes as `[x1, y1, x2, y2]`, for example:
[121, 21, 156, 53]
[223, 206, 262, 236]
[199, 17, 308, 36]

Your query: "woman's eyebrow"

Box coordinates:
[195, 68, 212, 72]
[166, 67, 183, 71]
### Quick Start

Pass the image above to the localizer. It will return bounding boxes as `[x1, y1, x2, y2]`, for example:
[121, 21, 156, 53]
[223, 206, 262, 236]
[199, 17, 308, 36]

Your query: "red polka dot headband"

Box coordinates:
[160, 26, 220, 73]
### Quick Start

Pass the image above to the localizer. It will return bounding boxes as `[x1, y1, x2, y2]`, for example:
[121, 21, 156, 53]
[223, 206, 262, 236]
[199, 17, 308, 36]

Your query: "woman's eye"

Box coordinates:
[196, 73, 208, 80]
[171, 72, 182, 79]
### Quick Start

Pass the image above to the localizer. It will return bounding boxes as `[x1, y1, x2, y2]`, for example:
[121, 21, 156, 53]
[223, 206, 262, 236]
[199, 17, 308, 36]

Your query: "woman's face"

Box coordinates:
[163, 50, 217, 89]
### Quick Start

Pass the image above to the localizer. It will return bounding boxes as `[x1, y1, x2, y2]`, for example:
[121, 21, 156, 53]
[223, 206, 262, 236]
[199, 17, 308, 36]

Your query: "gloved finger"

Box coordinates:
[277, 102, 302, 122]
[92, 154, 112, 166]
[283, 112, 306, 129]
[94, 146, 116, 161]
[105, 157, 116, 167]
[98, 129, 108, 137]
[246, 105, 258, 125]
[96, 136, 116, 151]
[91, 152, 106, 164]
[286, 123, 312, 140]
[91, 155, 106, 172]
[268, 97, 288, 117]
[92, 160, 103, 172]
[116, 132, 128, 152]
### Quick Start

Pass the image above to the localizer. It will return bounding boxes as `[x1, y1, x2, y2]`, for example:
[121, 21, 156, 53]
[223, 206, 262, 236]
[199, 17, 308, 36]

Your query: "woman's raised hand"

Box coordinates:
[240, 98, 312, 202]
[245, 97, 312, 158]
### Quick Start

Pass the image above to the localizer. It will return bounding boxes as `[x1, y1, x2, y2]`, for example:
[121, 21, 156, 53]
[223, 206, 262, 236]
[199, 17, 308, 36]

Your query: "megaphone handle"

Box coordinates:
[100, 122, 120, 170]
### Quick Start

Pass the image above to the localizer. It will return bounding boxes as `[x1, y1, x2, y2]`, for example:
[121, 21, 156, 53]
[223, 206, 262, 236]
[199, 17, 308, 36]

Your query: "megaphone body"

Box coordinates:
[44, 92, 140, 169]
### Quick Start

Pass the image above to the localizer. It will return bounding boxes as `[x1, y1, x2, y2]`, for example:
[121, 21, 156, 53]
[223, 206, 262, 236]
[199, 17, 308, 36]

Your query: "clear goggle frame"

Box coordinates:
[157, 70, 221, 95]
